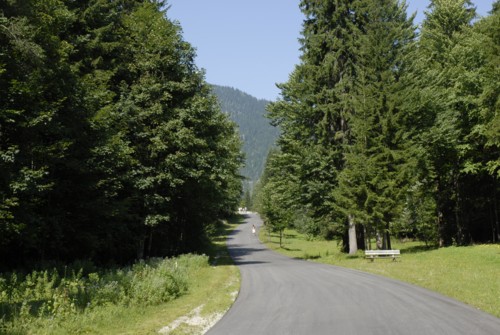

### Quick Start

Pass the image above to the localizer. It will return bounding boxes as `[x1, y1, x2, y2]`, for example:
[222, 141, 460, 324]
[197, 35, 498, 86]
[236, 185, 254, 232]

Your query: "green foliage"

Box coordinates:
[0, 254, 207, 333]
[253, 150, 296, 246]
[0, 0, 243, 268]
[334, 0, 415, 250]
[258, 0, 500, 252]
[401, 0, 500, 246]
[263, 0, 417, 252]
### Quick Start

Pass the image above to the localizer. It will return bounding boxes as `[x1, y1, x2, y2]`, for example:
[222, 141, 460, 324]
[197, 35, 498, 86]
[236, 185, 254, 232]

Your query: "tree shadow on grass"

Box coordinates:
[301, 254, 321, 260]
[280, 246, 301, 252]
[346, 254, 362, 259]
[400, 244, 438, 254]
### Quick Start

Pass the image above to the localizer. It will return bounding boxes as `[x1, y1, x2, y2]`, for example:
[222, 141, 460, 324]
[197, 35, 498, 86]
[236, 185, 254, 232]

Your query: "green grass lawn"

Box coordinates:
[260, 227, 500, 318]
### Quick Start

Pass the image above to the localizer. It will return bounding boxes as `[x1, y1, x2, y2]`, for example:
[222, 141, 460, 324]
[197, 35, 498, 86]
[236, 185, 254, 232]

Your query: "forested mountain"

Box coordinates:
[0, 0, 242, 269]
[211, 85, 279, 189]
[254, 0, 500, 252]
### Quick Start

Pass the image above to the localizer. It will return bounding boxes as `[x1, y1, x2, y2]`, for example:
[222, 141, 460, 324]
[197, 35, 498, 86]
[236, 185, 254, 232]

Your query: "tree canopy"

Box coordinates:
[0, 0, 243, 269]
[255, 0, 500, 251]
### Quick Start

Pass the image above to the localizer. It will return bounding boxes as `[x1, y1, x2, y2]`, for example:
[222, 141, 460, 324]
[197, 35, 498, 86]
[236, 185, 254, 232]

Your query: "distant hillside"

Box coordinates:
[211, 85, 279, 189]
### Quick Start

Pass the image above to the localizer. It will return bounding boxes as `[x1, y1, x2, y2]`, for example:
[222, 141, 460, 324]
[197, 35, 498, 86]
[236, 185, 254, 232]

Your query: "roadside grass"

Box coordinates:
[260, 226, 500, 318]
[0, 217, 241, 335]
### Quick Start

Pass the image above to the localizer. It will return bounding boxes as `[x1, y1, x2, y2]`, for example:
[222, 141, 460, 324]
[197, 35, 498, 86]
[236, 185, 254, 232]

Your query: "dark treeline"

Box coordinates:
[254, 0, 500, 252]
[0, 0, 243, 270]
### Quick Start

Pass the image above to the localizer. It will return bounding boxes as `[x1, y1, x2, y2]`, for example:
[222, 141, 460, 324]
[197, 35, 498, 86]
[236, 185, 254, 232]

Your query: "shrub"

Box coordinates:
[0, 254, 209, 332]
[124, 257, 189, 306]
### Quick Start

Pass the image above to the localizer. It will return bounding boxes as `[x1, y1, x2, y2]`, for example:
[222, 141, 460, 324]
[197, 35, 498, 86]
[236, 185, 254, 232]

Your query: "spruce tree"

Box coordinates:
[333, 0, 415, 250]
[269, 0, 415, 253]
[268, 0, 363, 252]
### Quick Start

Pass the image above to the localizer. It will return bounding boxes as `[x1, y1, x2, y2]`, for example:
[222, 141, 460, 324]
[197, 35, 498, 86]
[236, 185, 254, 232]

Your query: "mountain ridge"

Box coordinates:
[211, 84, 279, 190]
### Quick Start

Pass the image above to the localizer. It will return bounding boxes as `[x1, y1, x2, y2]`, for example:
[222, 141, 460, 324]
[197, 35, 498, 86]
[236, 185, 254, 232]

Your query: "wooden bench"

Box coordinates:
[365, 249, 400, 261]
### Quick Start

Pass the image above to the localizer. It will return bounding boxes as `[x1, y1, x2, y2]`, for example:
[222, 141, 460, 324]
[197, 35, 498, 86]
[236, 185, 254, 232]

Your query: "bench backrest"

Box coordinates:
[365, 250, 400, 255]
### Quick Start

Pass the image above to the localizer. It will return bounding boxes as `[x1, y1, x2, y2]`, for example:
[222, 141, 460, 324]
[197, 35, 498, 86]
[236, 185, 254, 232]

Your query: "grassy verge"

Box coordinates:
[260, 226, 500, 318]
[0, 217, 242, 335]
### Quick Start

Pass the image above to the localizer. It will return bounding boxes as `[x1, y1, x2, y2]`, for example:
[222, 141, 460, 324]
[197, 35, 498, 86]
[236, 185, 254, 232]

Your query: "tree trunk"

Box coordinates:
[454, 173, 464, 245]
[137, 239, 144, 260]
[348, 215, 358, 255]
[494, 186, 499, 243]
[376, 232, 382, 249]
[147, 228, 153, 258]
[438, 211, 445, 247]
[357, 224, 366, 250]
[384, 229, 392, 250]
[364, 225, 371, 250]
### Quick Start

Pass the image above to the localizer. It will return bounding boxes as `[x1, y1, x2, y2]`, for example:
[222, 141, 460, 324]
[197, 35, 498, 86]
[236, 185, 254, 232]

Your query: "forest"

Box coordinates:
[1, 0, 499, 272]
[211, 85, 279, 191]
[253, 0, 500, 253]
[0, 0, 243, 270]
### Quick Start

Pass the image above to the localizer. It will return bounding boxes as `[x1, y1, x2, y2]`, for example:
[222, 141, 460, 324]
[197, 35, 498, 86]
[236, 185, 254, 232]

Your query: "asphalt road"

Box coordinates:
[206, 213, 500, 335]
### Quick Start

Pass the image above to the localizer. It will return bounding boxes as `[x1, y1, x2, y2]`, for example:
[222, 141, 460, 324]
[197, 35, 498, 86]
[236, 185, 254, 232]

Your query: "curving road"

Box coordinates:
[206, 213, 500, 335]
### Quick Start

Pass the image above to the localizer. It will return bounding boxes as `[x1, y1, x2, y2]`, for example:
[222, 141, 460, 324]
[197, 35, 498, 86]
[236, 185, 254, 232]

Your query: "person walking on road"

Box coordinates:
[252, 224, 256, 235]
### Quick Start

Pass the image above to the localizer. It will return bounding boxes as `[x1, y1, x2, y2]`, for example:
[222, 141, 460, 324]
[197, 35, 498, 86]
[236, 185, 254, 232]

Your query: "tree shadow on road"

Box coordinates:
[227, 244, 269, 266]
[205, 215, 247, 266]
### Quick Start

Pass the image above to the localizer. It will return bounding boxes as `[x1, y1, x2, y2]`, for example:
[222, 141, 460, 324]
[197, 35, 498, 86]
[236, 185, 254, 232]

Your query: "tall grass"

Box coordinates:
[0, 254, 208, 334]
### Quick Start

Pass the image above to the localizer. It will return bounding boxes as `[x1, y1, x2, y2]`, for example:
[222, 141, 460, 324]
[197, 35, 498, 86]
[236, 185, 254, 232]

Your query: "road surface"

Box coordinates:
[207, 213, 500, 335]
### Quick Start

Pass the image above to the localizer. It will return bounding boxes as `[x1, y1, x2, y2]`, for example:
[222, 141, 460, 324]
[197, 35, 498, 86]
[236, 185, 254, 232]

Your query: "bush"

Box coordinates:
[293, 211, 321, 239]
[125, 257, 188, 306]
[0, 254, 209, 333]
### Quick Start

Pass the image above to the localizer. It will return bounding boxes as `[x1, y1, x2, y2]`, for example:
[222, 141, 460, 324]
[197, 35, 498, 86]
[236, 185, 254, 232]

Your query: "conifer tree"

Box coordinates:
[333, 0, 415, 250]
[268, 0, 414, 253]
[268, 0, 364, 252]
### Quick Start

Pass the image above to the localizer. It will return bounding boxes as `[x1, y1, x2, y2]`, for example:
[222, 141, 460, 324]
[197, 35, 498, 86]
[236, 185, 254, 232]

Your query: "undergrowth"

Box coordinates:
[0, 254, 208, 334]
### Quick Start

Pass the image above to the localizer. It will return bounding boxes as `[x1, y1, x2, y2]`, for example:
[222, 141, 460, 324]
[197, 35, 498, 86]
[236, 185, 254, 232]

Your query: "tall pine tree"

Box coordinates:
[333, 0, 415, 251]
[268, 0, 414, 253]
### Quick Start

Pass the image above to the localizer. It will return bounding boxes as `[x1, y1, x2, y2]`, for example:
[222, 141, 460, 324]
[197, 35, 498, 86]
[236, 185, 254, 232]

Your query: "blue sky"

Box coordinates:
[167, 0, 495, 101]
